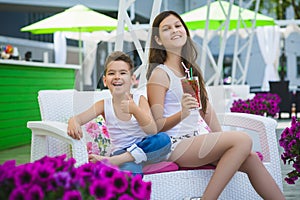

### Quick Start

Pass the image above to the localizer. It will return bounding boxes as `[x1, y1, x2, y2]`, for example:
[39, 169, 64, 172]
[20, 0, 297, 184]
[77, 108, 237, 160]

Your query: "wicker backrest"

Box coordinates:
[38, 89, 111, 122]
[36, 89, 111, 160]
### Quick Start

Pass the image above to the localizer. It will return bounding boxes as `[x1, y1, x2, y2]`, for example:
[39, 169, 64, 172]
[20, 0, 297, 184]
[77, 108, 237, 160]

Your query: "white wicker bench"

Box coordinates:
[27, 89, 283, 200]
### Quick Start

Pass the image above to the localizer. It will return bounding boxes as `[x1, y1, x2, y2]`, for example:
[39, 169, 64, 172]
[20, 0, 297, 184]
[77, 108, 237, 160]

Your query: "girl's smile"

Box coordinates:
[156, 14, 187, 50]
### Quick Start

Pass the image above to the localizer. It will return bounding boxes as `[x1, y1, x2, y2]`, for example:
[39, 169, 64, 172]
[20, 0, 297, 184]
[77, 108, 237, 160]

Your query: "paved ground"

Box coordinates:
[0, 119, 299, 199]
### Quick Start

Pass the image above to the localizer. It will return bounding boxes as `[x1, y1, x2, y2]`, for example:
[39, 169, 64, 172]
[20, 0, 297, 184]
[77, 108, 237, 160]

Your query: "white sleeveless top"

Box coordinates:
[157, 64, 211, 137]
[104, 93, 147, 153]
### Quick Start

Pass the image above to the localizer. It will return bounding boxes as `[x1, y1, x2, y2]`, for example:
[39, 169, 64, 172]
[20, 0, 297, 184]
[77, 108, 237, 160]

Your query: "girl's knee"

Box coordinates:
[232, 131, 252, 153]
[238, 131, 252, 145]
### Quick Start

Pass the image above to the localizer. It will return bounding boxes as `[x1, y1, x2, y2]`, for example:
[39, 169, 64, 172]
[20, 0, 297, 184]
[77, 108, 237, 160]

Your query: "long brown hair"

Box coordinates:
[146, 10, 208, 113]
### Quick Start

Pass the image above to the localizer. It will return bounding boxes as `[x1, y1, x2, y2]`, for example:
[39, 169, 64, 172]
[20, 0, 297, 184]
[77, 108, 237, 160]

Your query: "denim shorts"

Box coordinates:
[111, 132, 171, 175]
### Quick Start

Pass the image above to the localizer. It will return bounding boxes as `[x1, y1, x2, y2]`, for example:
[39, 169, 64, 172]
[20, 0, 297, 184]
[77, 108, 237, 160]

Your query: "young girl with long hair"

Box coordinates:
[146, 10, 285, 200]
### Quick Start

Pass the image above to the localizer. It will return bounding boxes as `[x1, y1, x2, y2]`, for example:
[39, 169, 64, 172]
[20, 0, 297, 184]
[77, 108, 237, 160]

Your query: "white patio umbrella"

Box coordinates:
[20, 5, 118, 34]
[181, 0, 276, 86]
[20, 4, 118, 90]
[181, 0, 275, 31]
[63, 29, 148, 43]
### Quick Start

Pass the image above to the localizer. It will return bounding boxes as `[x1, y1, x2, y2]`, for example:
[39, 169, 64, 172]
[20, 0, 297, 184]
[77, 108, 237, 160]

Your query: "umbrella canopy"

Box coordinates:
[63, 29, 148, 43]
[181, 1, 276, 30]
[20, 4, 119, 91]
[20, 4, 118, 34]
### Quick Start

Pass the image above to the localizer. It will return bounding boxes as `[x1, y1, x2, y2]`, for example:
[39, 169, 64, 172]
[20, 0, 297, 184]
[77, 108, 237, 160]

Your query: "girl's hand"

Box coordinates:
[121, 93, 137, 114]
[181, 93, 198, 118]
[67, 117, 83, 140]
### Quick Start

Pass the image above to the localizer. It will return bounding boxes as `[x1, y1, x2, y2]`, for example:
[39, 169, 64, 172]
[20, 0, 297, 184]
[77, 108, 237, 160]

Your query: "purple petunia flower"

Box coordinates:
[1, 155, 151, 199]
[130, 175, 151, 200]
[14, 164, 36, 187]
[63, 157, 77, 171]
[0, 160, 16, 182]
[53, 171, 72, 189]
[37, 154, 66, 169]
[279, 116, 300, 184]
[293, 163, 300, 172]
[230, 93, 280, 117]
[9, 187, 26, 200]
[119, 193, 135, 200]
[100, 164, 118, 179]
[26, 185, 44, 200]
[111, 171, 129, 194]
[285, 176, 298, 184]
[35, 162, 55, 186]
[89, 179, 114, 199]
[62, 190, 82, 200]
[76, 162, 95, 183]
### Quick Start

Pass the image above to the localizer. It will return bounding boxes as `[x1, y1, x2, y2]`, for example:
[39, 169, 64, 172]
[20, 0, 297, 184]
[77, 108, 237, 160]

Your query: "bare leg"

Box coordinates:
[169, 131, 252, 200]
[88, 152, 134, 166]
[239, 152, 285, 200]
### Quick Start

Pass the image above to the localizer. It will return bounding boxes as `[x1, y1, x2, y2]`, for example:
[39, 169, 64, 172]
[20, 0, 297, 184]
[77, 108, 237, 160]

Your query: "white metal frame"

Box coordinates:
[201, 0, 233, 86]
[201, 0, 260, 86]
[114, 0, 260, 87]
[115, 0, 162, 88]
[231, 0, 260, 85]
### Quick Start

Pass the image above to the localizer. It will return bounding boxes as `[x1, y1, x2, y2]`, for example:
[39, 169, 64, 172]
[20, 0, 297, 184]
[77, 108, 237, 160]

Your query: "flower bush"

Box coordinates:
[85, 115, 111, 156]
[279, 116, 300, 184]
[230, 93, 281, 117]
[0, 154, 151, 200]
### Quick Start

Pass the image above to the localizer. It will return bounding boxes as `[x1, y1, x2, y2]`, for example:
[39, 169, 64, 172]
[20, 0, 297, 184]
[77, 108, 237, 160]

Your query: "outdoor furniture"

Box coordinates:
[295, 90, 300, 118]
[27, 89, 283, 200]
[206, 85, 253, 113]
[269, 80, 292, 118]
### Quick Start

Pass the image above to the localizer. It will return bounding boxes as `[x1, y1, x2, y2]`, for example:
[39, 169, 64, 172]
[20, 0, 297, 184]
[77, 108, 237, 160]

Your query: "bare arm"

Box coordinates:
[121, 94, 157, 134]
[67, 100, 104, 140]
[147, 69, 192, 132]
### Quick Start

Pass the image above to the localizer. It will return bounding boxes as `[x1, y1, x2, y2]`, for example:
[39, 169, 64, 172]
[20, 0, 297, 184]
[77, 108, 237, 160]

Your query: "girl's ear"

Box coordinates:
[102, 75, 107, 87]
[155, 35, 162, 46]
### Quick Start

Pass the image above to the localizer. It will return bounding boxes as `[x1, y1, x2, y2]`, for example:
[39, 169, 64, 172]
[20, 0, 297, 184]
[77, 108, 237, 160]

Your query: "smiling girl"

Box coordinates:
[146, 10, 285, 200]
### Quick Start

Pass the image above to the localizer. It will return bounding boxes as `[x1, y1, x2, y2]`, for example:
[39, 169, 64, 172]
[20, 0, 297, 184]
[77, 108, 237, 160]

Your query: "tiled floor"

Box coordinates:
[0, 119, 299, 199]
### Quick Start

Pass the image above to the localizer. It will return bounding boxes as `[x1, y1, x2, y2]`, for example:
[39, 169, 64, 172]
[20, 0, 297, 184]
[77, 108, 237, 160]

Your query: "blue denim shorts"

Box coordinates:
[111, 132, 171, 175]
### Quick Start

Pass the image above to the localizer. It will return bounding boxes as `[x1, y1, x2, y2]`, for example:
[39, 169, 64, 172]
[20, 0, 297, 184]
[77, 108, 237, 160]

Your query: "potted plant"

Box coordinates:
[0, 154, 151, 200]
[230, 93, 280, 117]
[279, 116, 300, 184]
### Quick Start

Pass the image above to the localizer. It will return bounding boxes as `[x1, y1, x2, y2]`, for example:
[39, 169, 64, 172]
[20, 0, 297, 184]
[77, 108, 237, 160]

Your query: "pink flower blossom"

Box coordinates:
[84, 115, 111, 156]
[102, 124, 109, 138]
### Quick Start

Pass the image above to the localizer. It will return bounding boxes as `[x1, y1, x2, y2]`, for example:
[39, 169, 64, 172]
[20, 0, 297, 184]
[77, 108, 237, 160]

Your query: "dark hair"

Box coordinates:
[146, 10, 208, 113]
[104, 51, 134, 75]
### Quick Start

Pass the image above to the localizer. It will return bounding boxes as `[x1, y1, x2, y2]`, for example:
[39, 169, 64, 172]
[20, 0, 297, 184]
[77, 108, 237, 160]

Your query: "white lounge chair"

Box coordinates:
[27, 89, 283, 200]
